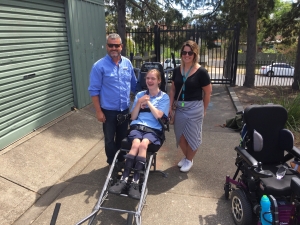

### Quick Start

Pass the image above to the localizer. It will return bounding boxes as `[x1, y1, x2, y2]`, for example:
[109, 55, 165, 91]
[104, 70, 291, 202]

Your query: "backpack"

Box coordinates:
[225, 113, 243, 131]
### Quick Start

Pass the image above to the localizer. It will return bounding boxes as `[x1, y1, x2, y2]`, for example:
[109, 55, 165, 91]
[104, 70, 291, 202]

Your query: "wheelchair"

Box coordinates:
[75, 62, 169, 225]
[74, 115, 169, 225]
[224, 104, 300, 225]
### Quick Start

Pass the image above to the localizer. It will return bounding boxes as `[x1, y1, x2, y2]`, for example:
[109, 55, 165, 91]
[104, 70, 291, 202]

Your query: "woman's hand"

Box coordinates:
[168, 105, 173, 118]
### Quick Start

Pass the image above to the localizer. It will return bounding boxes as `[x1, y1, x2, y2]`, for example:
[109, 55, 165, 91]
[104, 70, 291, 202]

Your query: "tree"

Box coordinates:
[105, 0, 162, 55]
[104, 0, 216, 55]
[193, 0, 276, 87]
[262, 2, 300, 90]
[243, 0, 258, 88]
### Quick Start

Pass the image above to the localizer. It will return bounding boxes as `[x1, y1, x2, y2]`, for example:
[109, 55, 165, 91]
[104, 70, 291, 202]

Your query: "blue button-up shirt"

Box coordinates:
[88, 54, 137, 111]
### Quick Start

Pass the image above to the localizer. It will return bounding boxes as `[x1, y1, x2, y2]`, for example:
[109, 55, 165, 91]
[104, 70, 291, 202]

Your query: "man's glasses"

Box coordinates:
[181, 51, 194, 56]
[107, 43, 121, 48]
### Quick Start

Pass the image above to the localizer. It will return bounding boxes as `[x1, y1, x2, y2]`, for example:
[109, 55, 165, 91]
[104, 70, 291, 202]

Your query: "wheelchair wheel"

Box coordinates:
[231, 188, 252, 225]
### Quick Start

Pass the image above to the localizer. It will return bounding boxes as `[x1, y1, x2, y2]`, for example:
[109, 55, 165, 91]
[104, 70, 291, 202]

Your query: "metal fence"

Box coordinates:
[235, 60, 296, 86]
[108, 24, 240, 86]
[107, 26, 296, 87]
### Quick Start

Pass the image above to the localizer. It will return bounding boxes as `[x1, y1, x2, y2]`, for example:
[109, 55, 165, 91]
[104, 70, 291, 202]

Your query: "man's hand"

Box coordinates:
[96, 110, 106, 123]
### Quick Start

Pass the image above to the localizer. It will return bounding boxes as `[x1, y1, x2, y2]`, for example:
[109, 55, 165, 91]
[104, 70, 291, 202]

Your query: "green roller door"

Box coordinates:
[0, 0, 74, 150]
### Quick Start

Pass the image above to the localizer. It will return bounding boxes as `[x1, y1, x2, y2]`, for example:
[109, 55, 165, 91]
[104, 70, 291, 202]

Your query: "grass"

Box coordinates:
[260, 86, 300, 133]
[258, 86, 300, 147]
[233, 85, 300, 147]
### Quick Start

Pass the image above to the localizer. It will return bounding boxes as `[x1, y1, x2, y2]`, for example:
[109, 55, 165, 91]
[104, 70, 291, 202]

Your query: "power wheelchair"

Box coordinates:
[224, 104, 300, 225]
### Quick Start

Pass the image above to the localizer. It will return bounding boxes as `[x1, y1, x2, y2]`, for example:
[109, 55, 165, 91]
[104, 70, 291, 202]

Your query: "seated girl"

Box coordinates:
[108, 69, 170, 199]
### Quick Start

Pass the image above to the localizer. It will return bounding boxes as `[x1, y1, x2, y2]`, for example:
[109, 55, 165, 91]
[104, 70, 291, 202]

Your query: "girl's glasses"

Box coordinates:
[181, 51, 194, 56]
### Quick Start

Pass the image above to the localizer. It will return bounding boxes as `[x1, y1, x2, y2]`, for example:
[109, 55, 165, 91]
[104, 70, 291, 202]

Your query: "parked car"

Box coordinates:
[163, 58, 181, 70]
[259, 63, 294, 77]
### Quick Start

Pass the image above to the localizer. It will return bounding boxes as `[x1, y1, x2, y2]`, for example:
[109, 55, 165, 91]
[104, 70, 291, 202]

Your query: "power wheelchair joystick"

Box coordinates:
[253, 162, 273, 178]
[257, 162, 262, 172]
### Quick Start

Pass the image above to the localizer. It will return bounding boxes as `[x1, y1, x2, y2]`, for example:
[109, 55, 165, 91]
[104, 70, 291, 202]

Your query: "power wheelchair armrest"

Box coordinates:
[235, 146, 273, 178]
[283, 146, 300, 162]
[289, 146, 300, 158]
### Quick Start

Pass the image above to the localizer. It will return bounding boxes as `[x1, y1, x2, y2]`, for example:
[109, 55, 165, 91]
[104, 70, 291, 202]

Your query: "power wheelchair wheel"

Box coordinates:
[231, 188, 252, 225]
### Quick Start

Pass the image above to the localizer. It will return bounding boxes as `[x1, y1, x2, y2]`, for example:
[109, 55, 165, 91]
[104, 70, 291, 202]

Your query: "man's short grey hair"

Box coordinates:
[107, 33, 122, 44]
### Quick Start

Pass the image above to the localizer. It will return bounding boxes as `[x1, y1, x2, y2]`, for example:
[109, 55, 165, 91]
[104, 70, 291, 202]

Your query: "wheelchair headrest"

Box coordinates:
[138, 62, 166, 92]
[243, 104, 288, 164]
[244, 104, 287, 133]
[140, 62, 164, 73]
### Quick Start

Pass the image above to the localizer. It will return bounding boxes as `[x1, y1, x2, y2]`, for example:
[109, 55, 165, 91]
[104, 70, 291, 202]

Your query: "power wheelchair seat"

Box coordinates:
[75, 115, 169, 225]
[224, 104, 300, 225]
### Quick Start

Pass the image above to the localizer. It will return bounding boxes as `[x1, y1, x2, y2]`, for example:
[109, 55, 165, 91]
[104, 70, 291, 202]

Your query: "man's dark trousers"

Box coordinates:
[102, 108, 129, 165]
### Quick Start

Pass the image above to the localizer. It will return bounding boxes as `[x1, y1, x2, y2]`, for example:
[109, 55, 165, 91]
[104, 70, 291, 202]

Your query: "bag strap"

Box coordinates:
[176, 85, 184, 102]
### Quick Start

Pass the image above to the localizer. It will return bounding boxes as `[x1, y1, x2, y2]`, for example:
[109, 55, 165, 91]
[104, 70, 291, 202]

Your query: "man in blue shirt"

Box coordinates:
[88, 33, 137, 166]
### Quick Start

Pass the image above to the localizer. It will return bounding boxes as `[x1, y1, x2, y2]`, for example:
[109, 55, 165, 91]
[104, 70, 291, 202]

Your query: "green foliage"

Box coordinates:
[160, 46, 181, 59]
[261, 86, 300, 132]
[276, 41, 298, 62]
[194, 0, 275, 37]
[261, 48, 276, 53]
[104, 0, 193, 30]
[262, 2, 300, 42]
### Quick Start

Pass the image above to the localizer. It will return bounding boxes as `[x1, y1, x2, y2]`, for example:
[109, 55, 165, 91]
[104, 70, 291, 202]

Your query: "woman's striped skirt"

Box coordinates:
[174, 100, 204, 151]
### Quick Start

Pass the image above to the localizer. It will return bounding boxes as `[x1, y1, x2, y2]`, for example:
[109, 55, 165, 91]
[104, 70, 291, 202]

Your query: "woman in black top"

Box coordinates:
[169, 40, 212, 172]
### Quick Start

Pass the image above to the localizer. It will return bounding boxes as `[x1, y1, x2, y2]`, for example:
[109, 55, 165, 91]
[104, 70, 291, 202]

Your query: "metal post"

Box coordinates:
[232, 23, 240, 86]
[130, 52, 133, 62]
[171, 53, 176, 67]
[269, 61, 274, 86]
[154, 25, 160, 62]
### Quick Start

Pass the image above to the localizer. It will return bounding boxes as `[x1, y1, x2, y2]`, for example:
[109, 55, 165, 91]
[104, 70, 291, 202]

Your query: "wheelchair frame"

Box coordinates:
[74, 146, 167, 225]
[75, 113, 169, 225]
[50, 62, 170, 225]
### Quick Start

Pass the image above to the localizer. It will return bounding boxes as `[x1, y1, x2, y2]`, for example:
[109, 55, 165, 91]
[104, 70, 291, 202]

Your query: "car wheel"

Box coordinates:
[266, 71, 273, 76]
[231, 188, 252, 225]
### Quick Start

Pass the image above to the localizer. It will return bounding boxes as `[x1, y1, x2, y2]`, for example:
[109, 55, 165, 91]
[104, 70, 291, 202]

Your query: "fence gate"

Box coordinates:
[125, 24, 240, 85]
